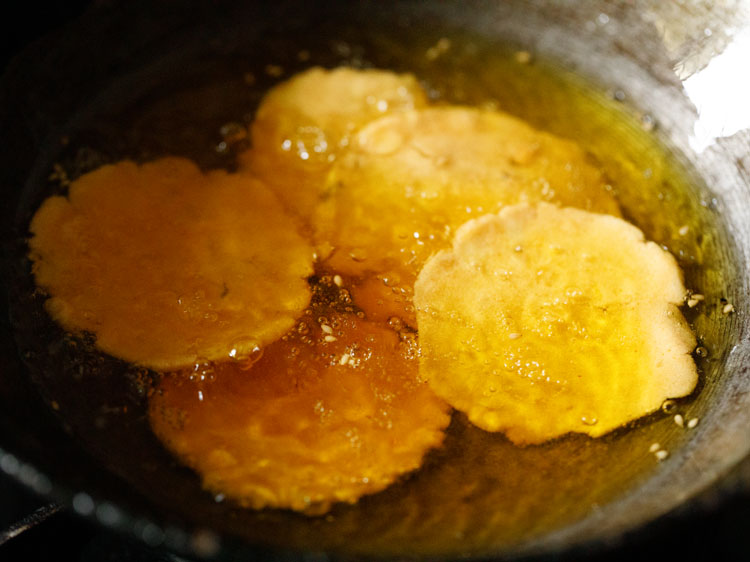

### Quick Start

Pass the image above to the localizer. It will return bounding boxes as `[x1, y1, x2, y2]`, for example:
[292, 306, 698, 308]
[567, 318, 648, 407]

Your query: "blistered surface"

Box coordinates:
[414, 203, 697, 444]
[239, 67, 428, 222]
[314, 106, 621, 286]
[28, 158, 313, 369]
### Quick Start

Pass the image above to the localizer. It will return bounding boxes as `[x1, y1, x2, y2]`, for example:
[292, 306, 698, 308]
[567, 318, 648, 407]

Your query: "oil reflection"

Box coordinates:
[683, 27, 750, 152]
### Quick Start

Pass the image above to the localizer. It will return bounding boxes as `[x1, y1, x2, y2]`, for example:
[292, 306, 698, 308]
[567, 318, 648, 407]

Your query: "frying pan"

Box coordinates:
[1, 0, 749, 559]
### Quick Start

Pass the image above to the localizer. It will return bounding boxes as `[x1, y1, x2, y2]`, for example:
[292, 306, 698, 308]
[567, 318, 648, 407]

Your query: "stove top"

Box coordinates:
[3, 469, 750, 562]
[0, 473, 177, 562]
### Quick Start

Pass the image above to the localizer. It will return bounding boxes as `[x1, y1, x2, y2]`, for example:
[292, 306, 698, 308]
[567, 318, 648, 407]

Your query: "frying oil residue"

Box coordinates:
[23, 33, 723, 557]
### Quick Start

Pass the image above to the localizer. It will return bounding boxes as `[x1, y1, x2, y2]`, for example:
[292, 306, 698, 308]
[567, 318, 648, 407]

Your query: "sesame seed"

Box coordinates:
[687, 298, 699, 308]
[509, 333, 522, 340]
[655, 449, 669, 461]
[692, 293, 705, 301]
[321, 324, 333, 334]
[687, 417, 699, 429]
[723, 303, 734, 314]
[324, 335, 337, 343]
[674, 414, 684, 427]
[649, 442, 661, 453]
[661, 399, 677, 413]
[640, 114, 656, 131]
[678, 225, 689, 236]
[339, 353, 350, 365]
[333, 275, 343, 287]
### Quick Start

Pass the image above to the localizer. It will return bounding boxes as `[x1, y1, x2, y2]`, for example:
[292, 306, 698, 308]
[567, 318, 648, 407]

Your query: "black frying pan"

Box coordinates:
[1, 1, 749, 559]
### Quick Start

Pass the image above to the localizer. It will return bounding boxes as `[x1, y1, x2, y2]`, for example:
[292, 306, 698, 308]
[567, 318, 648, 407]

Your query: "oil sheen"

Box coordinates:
[20, 29, 725, 558]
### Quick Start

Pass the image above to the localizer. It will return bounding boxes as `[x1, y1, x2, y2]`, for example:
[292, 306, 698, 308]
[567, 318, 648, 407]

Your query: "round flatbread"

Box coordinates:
[314, 106, 621, 284]
[239, 66, 428, 222]
[414, 203, 697, 445]
[29, 157, 313, 370]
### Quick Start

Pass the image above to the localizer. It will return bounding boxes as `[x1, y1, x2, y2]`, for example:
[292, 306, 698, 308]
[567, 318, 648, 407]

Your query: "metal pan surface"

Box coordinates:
[1, 1, 748, 559]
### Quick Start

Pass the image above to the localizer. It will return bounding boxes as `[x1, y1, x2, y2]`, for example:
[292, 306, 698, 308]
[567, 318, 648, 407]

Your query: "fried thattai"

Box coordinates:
[29, 158, 313, 370]
[239, 66, 428, 221]
[314, 106, 621, 285]
[414, 203, 697, 445]
[149, 278, 450, 513]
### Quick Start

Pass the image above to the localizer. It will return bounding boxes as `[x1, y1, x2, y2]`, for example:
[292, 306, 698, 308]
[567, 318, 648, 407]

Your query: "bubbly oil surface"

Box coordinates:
[13, 26, 731, 558]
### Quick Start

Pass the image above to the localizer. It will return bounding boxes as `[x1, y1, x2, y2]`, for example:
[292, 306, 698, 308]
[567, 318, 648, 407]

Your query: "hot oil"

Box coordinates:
[13, 27, 727, 559]
[245, 36, 723, 557]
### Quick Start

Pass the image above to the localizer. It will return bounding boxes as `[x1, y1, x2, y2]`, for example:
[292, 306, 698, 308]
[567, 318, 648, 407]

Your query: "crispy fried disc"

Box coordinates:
[314, 106, 621, 283]
[29, 158, 313, 370]
[414, 203, 697, 445]
[239, 66, 428, 221]
[148, 282, 450, 513]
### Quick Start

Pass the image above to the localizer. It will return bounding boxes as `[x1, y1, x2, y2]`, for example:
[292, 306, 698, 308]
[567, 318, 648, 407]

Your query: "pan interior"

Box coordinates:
[3, 2, 746, 559]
